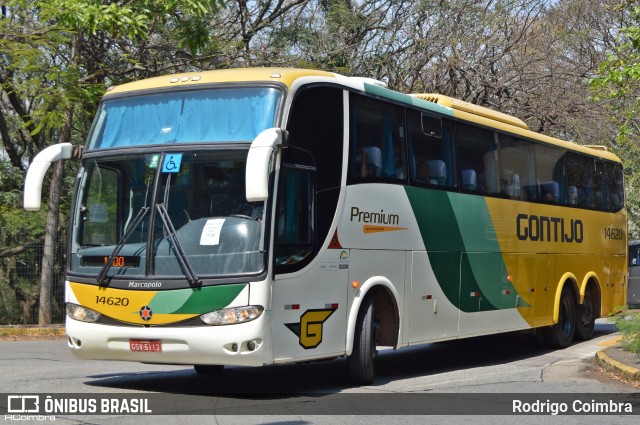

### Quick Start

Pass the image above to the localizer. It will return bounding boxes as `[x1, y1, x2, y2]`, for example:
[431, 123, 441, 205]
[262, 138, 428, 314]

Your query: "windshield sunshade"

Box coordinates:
[88, 87, 281, 149]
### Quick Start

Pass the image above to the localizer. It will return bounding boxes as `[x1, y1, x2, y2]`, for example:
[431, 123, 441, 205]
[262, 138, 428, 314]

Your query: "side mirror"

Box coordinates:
[23, 143, 74, 211]
[246, 128, 284, 202]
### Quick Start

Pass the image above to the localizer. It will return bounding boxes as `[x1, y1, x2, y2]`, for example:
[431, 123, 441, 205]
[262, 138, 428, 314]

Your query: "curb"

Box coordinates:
[595, 348, 640, 382]
[0, 325, 65, 337]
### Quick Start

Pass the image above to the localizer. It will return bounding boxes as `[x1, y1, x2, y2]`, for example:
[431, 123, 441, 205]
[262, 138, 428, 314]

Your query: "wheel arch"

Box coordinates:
[346, 277, 401, 356]
[553, 272, 579, 324]
[580, 272, 602, 315]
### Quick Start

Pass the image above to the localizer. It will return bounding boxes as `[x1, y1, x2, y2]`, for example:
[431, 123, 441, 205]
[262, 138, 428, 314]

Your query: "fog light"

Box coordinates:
[247, 340, 257, 351]
[66, 303, 100, 323]
[200, 306, 264, 326]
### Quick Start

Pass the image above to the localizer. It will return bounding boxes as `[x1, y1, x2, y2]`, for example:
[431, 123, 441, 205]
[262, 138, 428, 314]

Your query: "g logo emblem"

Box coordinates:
[285, 308, 335, 349]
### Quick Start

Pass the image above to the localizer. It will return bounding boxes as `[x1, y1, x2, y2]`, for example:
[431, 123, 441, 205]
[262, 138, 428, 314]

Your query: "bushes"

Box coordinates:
[0, 229, 66, 324]
[610, 308, 640, 356]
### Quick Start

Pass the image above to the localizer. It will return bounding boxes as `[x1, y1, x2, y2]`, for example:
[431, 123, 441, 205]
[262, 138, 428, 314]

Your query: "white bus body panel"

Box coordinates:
[65, 315, 273, 366]
[270, 248, 349, 363]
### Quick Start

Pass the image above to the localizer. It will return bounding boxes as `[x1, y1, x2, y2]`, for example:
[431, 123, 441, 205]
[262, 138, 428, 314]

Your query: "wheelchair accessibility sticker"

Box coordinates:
[162, 154, 183, 173]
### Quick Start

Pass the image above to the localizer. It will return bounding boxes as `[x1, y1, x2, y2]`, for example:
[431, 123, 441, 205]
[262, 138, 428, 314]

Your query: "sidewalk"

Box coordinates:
[595, 336, 640, 383]
[0, 324, 65, 338]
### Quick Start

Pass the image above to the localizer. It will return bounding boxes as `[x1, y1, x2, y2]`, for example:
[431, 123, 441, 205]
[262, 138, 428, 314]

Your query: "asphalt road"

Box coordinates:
[1, 319, 638, 424]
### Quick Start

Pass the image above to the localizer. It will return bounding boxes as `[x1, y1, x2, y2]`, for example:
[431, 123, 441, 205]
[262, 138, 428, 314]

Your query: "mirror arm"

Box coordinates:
[23, 143, 74, 211]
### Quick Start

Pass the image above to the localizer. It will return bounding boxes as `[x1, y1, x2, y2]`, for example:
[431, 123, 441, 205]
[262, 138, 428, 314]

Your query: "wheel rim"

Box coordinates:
[560, 297, 573, 336]
[580, 295, 595, 328]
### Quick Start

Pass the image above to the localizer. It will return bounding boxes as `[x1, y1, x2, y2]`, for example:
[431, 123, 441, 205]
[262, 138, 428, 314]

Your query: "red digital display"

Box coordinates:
[82, 256, 140, 268]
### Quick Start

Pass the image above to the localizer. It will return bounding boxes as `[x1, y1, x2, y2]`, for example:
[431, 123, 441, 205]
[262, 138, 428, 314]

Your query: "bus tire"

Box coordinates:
[347, 295, 376, 385]
[194, 364, 224, 375]
[575, 285, 597, 341]
[541, 286, 576, 348]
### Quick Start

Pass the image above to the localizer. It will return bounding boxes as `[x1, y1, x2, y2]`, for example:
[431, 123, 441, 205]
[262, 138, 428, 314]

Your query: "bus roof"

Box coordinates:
[105, 67, 337, 96]
[104, 67, 622, 164]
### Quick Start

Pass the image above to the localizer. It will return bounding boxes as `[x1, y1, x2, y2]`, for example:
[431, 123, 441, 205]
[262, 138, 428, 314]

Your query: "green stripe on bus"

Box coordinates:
[148, 284, 247, 314]
[405, 187, 527, 312]
[363, 83, 454, 116]
[449, 193, 526, 309]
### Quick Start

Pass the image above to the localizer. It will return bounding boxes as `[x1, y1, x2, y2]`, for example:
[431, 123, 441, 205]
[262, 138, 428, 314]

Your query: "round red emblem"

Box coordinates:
[139, 306, 152, 321]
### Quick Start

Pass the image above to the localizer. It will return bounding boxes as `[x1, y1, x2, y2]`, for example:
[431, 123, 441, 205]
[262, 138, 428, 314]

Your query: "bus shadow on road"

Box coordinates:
[84, 321, 617, 395]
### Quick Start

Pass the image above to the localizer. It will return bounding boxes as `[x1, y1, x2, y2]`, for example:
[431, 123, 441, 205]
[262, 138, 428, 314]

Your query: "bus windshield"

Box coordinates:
[70, 150, 265, 281]
[87, 87, 281, 150]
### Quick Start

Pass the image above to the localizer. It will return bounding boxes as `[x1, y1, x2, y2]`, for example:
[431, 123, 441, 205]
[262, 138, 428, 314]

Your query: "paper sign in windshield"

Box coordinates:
[200, 219, 225, 245]
[89, 203, 108, 223]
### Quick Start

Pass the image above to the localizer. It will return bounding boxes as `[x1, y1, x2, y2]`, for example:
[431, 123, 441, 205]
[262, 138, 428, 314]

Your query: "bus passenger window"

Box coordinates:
[594, 161, 609, 210]
[498, 134, 534, 200]
[407, 110, 453, 188]
[565, 153, 594, 208]
[348, 93, 405, 183]
[533, 144, 565, 204]
[456, 123, 497, 194]
[607, 162, 624, 211]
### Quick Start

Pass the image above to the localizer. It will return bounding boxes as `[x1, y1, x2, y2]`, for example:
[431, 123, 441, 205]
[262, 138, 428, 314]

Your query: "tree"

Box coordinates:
[591, 0, 640, 238]
[0, 0, 225, 324]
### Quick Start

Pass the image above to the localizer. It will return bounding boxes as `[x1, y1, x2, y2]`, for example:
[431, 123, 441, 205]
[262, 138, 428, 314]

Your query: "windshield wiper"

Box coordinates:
[97, 206, 149, 285]
[155, 203, 202, 287]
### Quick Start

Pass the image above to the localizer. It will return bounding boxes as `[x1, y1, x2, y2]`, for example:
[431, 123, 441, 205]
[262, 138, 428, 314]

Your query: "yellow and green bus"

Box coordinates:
[24, 68, 627, 384]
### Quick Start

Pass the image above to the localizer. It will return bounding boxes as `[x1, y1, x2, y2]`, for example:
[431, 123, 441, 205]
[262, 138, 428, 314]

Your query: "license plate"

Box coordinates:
[129, 339, 162, 352]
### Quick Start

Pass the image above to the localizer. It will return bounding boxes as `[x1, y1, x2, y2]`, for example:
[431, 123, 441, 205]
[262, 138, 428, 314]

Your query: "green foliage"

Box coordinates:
[0, 206, 48, 235]
[32, 0, 224, 43]
[610, 308, 640, 355]
[590, 1, 640, 237]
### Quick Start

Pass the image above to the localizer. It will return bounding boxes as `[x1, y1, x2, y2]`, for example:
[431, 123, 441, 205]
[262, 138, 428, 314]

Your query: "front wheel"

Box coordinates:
[575, 285, 598, 341]
[540, 286, 576, 348]
[347, 296, 376, 385]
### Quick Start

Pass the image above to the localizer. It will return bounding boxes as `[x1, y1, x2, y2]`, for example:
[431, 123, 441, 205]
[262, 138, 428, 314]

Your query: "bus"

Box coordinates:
[629, 240, 640, 306]
[23, 68, 627, 384]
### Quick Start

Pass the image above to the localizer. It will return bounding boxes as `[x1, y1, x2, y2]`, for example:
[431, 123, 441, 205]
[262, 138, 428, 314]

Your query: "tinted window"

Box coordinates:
[408, 110, 454, 188]
[607, 162, 625, 211]
[456, 123, 497, 194]
[349, 93, 405, 182]
[533, 143, 565, 204]
[565, 153, 594, 208]
[498, 135, 535, 200]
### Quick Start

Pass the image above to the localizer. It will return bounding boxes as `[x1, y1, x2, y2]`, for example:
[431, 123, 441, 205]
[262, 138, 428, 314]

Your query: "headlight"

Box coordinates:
[66, 303, 101, 323]
[200, 306, 263, 326]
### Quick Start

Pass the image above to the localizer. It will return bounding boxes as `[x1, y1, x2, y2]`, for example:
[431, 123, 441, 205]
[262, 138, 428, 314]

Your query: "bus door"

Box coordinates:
[270, 162, 348, 362]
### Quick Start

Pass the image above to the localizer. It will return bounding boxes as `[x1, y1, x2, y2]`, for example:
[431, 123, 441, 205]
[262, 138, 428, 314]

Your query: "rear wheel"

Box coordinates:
[347, 295, 376, 385]
[575, 285, 598, 341]
[540, 286, 576, 348]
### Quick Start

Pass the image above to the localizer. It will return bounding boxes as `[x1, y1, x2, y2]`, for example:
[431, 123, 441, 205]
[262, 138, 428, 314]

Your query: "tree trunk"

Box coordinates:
[38, 158, 65, 324]
[37, 33, 79, 325]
